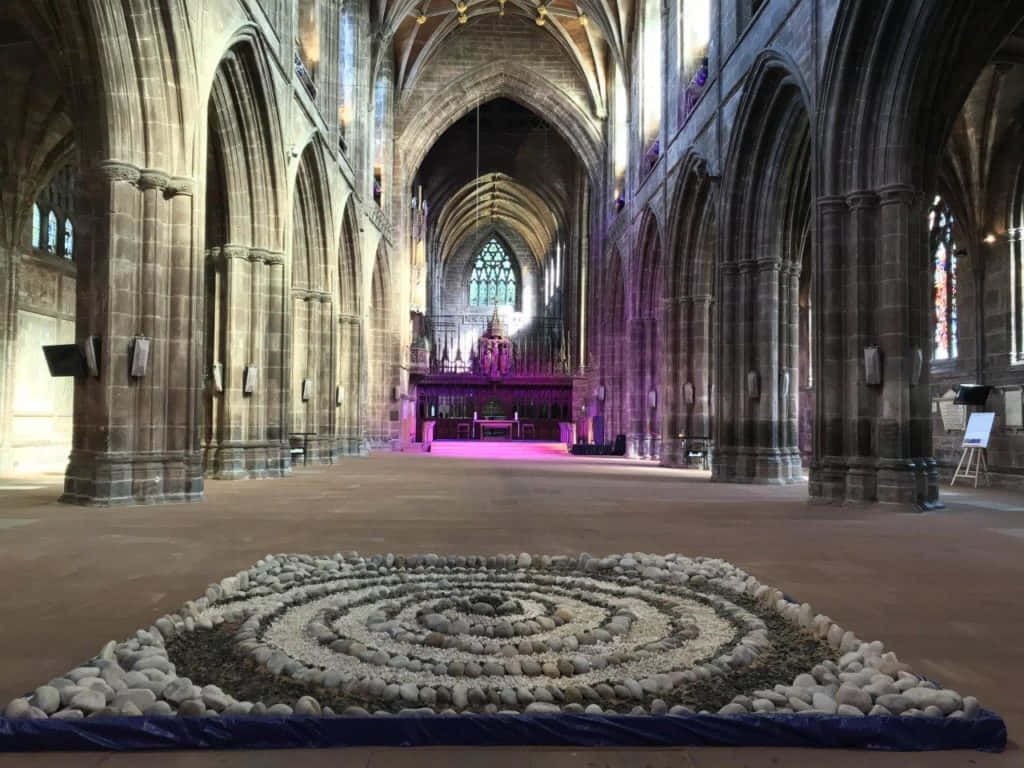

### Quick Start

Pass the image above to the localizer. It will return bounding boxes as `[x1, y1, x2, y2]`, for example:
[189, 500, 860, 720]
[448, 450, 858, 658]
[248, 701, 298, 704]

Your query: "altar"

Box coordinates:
[414, 308, 575, 443]
[476, 419, 519, 440]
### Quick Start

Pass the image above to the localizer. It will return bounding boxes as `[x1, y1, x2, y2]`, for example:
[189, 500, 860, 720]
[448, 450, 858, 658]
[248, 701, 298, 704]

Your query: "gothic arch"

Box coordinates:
[662, 152, 718, 466]
[202, 40, 290, 480]
[398, 64, 603, 184]
[367, 245, 399, 448]
[207, 40, 285, 254]
[289, 143, 337, 463]
[716, 50, 812, 485]
[626, 209, 664, 458]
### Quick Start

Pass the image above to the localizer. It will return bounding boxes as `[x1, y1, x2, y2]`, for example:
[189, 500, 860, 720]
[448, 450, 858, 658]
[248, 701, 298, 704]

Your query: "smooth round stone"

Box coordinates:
[595, 683, 615, 700]
[464, 663, 482, 678]
[838, 704, 865, 717]
[178, 699, 206, 717]
[585, 704, 604, 714]
[343, 706, 370, 717]
[669, 705, 693, 715]
[836, 684, 872, 714]
[466, 688, 487, 707]
[482, 661, 504, 676]
[3, 698, 31, 719]
[68, 690, 106, 715]
[541, 663, 560, 678]
[295, 696, 321, 716]
[382, 684, 400, 703]
[500, 688, 518, 707]
[868, 704, 892, 716]
[650, 699, 668, 715]
[399, 683, 419, 704]
[51, 709, 85, 720]
[452, 686, 469, 709]
[719, 703, 747, 715]
[266, 703, 293, 716]
[563, 686, 583, 704]
[144, 701, 173, 716]
[522, 660, 542, 676]
[32, 686, 61, 715]
[447, 662, 465, 677]
[525, 702, 560, 714]
[812, 692, 837, 713]
[557, 659, 574, 676]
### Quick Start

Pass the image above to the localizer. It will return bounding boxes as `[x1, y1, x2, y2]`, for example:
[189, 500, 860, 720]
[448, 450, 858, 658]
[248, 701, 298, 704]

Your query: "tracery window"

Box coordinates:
[64, 219, 74, 260]
[929, 196, 958, 361]
[31, 204, 41, 248]
[469, 238, 517, 308]
[46, 211, 58, 254]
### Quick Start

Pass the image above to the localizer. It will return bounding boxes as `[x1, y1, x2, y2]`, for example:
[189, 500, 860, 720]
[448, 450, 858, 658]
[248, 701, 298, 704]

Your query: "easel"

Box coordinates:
[950, 412, 995, 488]
[951, 445, 989, 488]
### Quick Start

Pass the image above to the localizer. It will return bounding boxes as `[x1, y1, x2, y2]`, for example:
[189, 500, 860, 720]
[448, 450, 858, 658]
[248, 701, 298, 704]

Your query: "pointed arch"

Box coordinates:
[716, 50, 812, 485]
[398, 63, 603, 184]
[207, 39, 286, 253]
[662, 151, 718, 467]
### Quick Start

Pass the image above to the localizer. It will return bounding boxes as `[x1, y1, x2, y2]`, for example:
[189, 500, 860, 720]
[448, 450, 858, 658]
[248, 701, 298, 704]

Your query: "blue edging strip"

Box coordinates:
[0, 711, 1007, 752]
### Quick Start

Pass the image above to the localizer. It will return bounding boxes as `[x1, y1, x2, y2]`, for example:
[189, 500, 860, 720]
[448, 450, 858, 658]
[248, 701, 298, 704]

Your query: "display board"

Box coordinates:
[962, 413, 995, 448]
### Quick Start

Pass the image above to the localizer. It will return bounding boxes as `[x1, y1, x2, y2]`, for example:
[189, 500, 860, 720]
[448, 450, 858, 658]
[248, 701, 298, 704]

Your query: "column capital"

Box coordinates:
[878, 184, 921, 208]
[846, 190, 880, 210]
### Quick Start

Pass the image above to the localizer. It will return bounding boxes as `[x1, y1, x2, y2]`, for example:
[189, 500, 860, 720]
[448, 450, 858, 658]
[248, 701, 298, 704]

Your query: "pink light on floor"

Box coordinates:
[428, 441, 570, 461]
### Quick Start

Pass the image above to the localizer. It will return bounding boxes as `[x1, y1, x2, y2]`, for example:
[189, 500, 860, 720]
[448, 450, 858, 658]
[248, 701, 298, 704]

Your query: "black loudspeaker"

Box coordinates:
[954, 384, 992, 406]
[42, 345, 85, 377]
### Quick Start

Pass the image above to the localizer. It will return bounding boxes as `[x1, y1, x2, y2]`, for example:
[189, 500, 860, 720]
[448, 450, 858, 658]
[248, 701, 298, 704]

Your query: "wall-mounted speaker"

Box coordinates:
[392, 385, 401, 402]
[244, 365, 258, 394]
[864, 346, 882, 386]
[683, 381, 695, 405]
[780, 370, 791, 399]
[82, 336, 101, 378]
[596, 385, 606, 402]
[747, 370, 760, 400]
[336, 386, 344, 406]
[211, 362, 224, 393]
[648, 389, 657, 409]
[911, 347, 924, 386]
[130, 337, 150, 378]
[301, 378, 313, 402]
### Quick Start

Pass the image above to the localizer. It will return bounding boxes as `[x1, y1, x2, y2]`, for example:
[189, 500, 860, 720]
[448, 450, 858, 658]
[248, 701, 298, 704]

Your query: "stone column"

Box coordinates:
[265, 254, 289, 473]
[627, 317, 646, 457]
[810, 195, 849, 500]
[875, 185, 926, 504]
[62, 163, 203, 505]
[713, 262, 739, 481]
[843, 191, 881, 501]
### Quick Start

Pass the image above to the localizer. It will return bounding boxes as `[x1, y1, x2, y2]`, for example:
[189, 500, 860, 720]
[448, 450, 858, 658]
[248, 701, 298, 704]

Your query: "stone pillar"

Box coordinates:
[810, 195, 849, 500]
[627, 318, 645, 457]
[62, 164, 203, 505]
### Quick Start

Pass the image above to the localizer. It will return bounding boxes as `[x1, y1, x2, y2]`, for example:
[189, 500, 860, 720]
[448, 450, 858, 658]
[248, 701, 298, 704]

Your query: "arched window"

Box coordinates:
[929, 196, 958, 361]
[31, 204, 41, 248]
[641, 0, 664, 160]
[680, 0, 711, 120]
[46, 211, 58, 254]
[469, 238, 517, 308]
[64, 219, 74, 260]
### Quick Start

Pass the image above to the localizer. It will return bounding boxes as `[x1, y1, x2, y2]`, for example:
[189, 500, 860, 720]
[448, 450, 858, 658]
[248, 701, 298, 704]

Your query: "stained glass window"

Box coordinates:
[31, 204, 41, 248]
[46, 211, 58, 254]
[929, 196, 958, 361]
[64, 219, 74, 260]
[469, 238, 517, 308]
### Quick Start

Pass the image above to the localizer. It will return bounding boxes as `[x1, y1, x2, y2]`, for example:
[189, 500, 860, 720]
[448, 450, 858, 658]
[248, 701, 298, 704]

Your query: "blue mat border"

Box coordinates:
[0, 710, 1007, 752]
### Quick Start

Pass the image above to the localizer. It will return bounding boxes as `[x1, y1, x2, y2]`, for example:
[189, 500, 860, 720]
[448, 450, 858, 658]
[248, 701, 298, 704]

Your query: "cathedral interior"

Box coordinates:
[1, 0, 1024, 764]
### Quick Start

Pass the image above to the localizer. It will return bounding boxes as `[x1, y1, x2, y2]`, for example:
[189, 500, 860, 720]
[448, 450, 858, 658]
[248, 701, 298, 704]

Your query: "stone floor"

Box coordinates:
[0, 452, 1021, 766]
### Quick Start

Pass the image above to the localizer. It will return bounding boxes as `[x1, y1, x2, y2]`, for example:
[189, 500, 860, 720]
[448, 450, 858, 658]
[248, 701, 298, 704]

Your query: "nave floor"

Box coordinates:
[0, 455, 1020, 766]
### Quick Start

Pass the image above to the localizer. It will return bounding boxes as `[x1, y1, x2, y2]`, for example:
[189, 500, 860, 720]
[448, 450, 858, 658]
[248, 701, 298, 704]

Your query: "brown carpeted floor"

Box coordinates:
[0, 452, 1020, 766]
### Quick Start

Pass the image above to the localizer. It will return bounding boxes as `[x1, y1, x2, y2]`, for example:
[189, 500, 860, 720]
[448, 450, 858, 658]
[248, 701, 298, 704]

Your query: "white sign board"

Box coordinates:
[962, 412, 995, 449]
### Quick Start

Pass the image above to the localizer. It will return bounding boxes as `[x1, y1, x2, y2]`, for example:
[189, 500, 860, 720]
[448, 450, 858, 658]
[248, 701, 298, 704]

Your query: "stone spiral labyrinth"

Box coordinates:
[2, 552, 995, 726]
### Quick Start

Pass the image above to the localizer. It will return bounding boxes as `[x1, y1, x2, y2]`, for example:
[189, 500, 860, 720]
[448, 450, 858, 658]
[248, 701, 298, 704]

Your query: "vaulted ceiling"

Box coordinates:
[376, 0, 638, 115]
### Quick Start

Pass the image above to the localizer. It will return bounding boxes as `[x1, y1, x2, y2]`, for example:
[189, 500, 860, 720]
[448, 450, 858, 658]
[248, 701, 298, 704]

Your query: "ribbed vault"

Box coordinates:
[436, 173, 557, 268]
